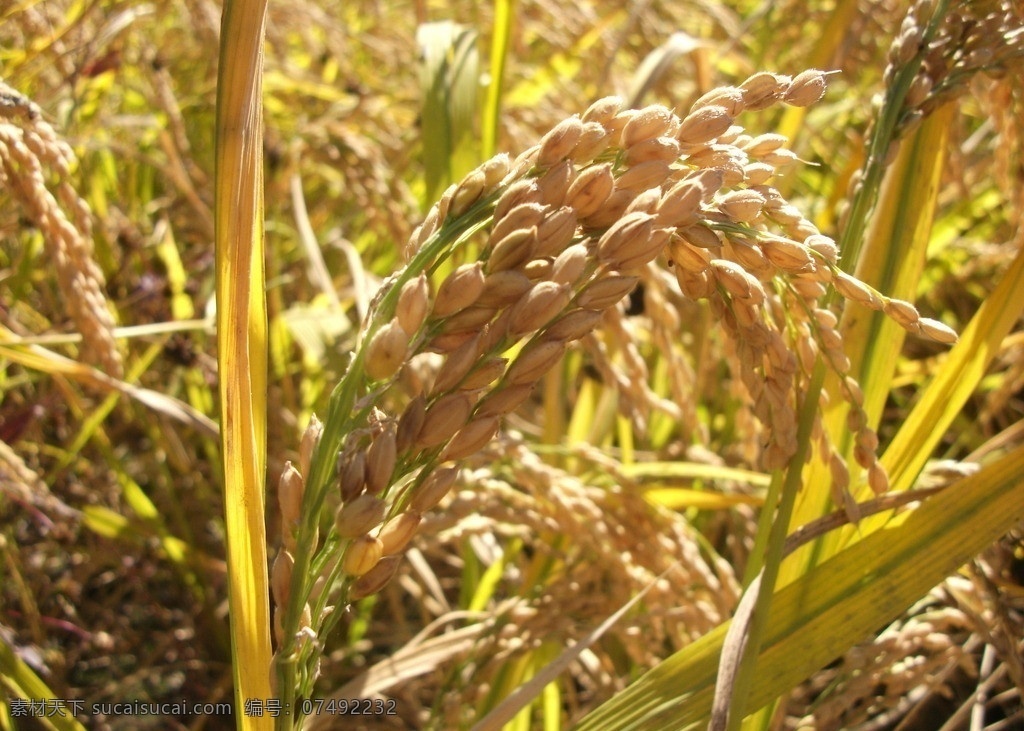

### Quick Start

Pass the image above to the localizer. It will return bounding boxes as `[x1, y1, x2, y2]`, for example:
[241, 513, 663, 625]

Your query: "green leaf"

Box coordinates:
[417, 21, 479, 206]
[575, 443, 1024, 730]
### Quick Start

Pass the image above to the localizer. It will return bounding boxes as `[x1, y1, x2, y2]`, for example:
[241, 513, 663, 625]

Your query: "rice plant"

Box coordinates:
[1, 1, 1022, 730]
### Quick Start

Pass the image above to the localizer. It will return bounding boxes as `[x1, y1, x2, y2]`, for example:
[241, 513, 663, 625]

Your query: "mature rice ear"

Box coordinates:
[0, 81, 123, 380]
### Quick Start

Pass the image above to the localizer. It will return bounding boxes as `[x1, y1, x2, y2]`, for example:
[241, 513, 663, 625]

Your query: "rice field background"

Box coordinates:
[1, 1, 1023, 730]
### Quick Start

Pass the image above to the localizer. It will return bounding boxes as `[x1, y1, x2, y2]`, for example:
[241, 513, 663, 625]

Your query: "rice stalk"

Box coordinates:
[214, 0, 272, 725]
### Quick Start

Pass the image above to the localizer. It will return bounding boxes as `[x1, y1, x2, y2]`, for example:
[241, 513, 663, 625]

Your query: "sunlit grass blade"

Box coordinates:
[0, 330, 216, 437]
[215, 0, 272, 725]
[482, 0, 514, 159]
[417, 21, 479, 207]
[575, 443, 1024, 730]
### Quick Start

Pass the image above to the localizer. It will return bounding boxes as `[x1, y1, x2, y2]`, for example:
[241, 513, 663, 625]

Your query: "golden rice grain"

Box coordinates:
[523, 257, 554, 280]
[433, 262, 486, 317]
[571, 122, 610, 163]
[493, 179, 540, 221]
[416, 392, 475, 449]
[488, 227, 537, 272]
[278, 462, 304, 536]
[396, 274, 430, 335]
[740, 71, 791, 111]
[271, 549, 294, 610]
[614, 159, 672, 192]
[742, 133, 789, 157]
[551, 243, 590, 285]
[677, 105, 735, 147]
[790, 278, 828, 299]
[396, 395, 427, 453]
[433, 184, 456, 225]
[349, 555, 403, 600]
[438, 304, 494, 336]
[409, 466, 459, 512]
[711, 259, 754, 298]
[622, 105, 675, 148]
[581, 96, 623, 127]
[917, 317, 958, 344]
[509, 281, 572, 335]
[489, 202, 545, 245]
[480, 153, 512, 187]
[338, 449, 367, 502]
[784, 69, 828, 107]
[691, 85, 745, 115]
[459, 357, 508, 390]
[623, 187, 661, 217]
[478, 270, 533, 307]
[805, 234, 839, 262]
[657, 174, 717, 226]
[580, 190, 634, 229]
[717, 189, 767, 222]
[868, 462, 890, 495]
[596, 211, 655, 264]
[762, 237, 815, 273]
[342, 535, 384, 577]
[538, 115, 583, 167]
[298, 416, 322, 482]
[617, 227, 673, 272]
[440, 416, 501, 461]
[833, 270, 882, 307]
[678, 223, 722, 250]
[545, 309, 604, 340]
[829, 449, 851, 493]
[882, 298, 920, 329]
[432, 333, 483, 395]
[450, 169, 487, 216]
[759, 148, 798, 168]
[365, 320, 410, 381]
[565, 164, 610, 219]
[377, 511, 423, 555]
[625, 136, 681, 165]
[474, 383, 535, 419]
[536, 159, 574, 206]
[505, 340, 567, 385]
[335, 494, 387, 538]
[577, 275, 640, 310]
[668, 238, 712, 274]
[534, 205, 578, 257]
[686, 144, 747, 184]
[743, 162, 775, 185]
[365, 423, 397, 495]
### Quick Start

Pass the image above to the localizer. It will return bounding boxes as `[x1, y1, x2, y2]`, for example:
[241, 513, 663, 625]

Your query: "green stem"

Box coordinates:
[482, 0, 515, 159]
[726, 360, 826, 731]
[836, 0, 950, 270]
